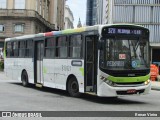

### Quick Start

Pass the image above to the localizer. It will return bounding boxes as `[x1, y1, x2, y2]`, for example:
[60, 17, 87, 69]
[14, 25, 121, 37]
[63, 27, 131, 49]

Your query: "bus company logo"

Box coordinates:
[2, 112, 12, 117]
[128, 74, 135, 77]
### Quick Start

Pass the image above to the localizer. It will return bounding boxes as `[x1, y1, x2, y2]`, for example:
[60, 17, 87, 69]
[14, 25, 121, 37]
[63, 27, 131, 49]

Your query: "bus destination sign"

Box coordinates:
[107, 28, 142, 35]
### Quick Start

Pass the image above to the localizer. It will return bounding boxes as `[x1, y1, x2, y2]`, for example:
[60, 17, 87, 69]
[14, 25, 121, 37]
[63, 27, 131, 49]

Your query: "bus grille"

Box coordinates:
[114, 82, 144, 87]
[116, 89, 145, 95]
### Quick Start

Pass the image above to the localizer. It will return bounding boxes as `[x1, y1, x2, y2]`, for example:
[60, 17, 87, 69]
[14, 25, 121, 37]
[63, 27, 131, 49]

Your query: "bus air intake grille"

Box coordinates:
[116, 89, 145, 95]
[114, 82, 144, 87]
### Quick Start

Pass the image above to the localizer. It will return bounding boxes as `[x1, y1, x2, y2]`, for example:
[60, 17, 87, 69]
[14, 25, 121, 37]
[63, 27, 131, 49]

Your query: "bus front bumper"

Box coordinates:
[97, 82, 151, 97]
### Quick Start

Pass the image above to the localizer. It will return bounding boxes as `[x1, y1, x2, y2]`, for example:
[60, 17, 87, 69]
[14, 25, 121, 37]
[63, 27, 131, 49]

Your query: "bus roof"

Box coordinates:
[44, 26, 99, 37]
[5, 34, 39, 42]
[5, 24, 148, 41]
[44, 24, 147, 37]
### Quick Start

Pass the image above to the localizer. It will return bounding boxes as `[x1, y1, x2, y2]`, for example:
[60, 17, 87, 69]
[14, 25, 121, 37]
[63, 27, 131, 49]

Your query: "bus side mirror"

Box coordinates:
[98, 41, 104, 50]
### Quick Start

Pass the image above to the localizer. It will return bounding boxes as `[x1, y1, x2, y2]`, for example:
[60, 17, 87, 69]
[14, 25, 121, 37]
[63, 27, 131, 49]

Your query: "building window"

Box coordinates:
[0, 42, 4, 48]
[155, 0, 160, 4]
[36, 0, 38, 11]
[0, 24, 5, 32]
[0, 0, 6, 9]
[46, 1, 49, 20]
[40, 0, 42, 15]
[14, 24, 24, 33]
[15, 0, 25, 9]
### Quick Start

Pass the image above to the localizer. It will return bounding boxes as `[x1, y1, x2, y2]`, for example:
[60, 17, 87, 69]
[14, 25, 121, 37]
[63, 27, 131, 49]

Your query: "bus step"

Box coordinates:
[36, 83, 43, 88]
[85, 92, 96, 96]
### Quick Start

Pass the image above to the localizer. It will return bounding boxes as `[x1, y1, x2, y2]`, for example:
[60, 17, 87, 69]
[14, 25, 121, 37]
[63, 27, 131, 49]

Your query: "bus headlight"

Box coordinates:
[144, 79, 150, 85]
[100, 76, 106, 81]
[100, 75, 115, 86]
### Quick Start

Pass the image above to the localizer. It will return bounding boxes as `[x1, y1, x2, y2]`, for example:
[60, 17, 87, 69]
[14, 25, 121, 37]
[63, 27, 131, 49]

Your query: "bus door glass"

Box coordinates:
[85, 35, 98, 92]
[35, 41, 44, 84]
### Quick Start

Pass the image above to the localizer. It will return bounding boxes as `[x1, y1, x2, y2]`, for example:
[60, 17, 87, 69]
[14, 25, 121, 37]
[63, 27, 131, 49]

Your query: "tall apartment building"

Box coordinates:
[97, 0, 160, 64]
[86, 0, 97, 26]
[97, 0, 108, 24]
[0, 0, 65, 48]
[64, 5, 74, 29]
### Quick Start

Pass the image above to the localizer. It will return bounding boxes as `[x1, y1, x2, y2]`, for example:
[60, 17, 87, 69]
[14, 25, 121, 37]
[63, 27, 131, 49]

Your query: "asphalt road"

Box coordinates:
[0, 72, 160, 119]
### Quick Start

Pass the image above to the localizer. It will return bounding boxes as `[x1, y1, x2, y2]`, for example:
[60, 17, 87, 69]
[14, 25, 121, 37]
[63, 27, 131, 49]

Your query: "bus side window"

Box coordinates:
[6, 42, 11, 57]
[45, 37, 55, 58]
[57, 36, 67, 58]
[26, 40, 33, 58]
[19, 41, 25, 58]
[13, 41, 18, 57]
[69, 34, 82, 58]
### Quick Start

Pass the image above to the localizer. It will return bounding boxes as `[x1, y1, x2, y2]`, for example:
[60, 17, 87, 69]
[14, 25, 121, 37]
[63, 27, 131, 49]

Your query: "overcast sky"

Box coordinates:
[66, 0, 87, 28]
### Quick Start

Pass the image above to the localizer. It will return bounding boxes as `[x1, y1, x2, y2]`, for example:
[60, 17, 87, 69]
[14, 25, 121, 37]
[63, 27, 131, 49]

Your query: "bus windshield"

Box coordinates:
[100, 38, 150, 70]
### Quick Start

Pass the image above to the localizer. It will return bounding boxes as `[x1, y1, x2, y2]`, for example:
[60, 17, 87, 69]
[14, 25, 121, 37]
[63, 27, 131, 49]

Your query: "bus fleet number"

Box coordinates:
[62, 65, 71, 71]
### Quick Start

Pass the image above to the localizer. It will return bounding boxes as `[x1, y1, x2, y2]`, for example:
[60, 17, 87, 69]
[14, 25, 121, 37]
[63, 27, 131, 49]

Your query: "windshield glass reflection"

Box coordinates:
[100, 38, 149, 70]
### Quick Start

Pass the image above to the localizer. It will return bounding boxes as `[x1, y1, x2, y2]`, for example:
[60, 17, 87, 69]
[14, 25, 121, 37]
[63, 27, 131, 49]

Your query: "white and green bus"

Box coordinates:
[4, 24, 151, 97]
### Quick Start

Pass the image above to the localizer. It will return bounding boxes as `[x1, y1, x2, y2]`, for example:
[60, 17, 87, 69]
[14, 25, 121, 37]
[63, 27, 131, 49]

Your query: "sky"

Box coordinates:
[66, 0, 87, 28]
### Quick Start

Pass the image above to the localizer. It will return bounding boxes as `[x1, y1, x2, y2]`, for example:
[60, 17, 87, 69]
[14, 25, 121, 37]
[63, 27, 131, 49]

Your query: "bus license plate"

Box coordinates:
[127, 89, 136, 94]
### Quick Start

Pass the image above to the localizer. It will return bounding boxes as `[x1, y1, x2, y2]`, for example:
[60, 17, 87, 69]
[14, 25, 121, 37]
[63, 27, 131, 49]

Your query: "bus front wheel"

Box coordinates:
[21, 71, 29, 87]
[67, 77, 81, 97]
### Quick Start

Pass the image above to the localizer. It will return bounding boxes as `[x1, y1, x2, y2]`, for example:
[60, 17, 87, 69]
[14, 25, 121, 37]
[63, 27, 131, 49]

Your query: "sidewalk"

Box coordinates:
[151, 81, 160, 91]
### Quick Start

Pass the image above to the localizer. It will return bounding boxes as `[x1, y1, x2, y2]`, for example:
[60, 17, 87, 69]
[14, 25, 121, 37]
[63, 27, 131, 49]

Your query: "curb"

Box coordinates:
[151, 87, 160, 91]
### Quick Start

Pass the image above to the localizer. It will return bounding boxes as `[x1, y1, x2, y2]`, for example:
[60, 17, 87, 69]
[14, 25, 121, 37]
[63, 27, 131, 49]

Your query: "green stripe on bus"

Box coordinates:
[43, 67, 47, 74]
[107, 74, 150, 83]
[62, 27, 85, 34]
[3, 42, 6, 59]
[79, 68, 84, 76]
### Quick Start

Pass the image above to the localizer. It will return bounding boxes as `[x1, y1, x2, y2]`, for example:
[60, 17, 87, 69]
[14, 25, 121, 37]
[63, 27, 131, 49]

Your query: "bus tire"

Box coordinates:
[67, 77, 81, 97]
[21, 71, 29, 87]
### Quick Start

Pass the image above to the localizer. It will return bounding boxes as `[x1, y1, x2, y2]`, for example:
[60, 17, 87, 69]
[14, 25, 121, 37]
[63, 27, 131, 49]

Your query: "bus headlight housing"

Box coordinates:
[100, 75, 115, 86]
[144, 79, 150, 85]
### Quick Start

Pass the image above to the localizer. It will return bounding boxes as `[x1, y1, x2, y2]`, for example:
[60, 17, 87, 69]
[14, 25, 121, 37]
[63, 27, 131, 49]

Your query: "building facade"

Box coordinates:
[0, 0, 65, 48]
[97, 0, 108, 24]
[64, 5, 74, 29]
[50, 0, 65, 30]
[86, 0, 97, 26]
[96, 0, 160, 64]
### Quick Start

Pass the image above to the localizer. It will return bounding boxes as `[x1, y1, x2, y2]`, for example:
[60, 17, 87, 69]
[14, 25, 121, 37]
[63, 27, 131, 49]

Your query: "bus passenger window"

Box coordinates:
[6, 42, 12, 57]
[57, 36, 67, 58]
[45, 37, 55, 58]
[69, 35, 82, 58]
[19, 41, 25, 57]
[26, 40, 33, 58]
[13, 41, 18, 57]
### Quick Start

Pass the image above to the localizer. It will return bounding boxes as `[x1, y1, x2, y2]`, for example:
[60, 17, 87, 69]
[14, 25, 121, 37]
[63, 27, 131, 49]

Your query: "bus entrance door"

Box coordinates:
[85, 36, 97, 93]
[35, 41, 44, 85]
